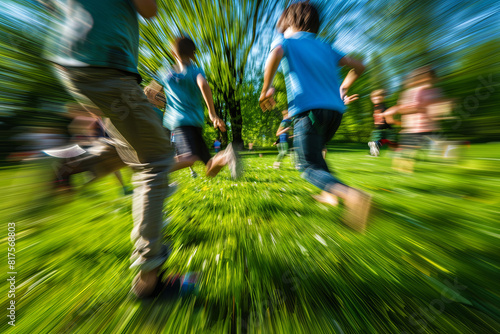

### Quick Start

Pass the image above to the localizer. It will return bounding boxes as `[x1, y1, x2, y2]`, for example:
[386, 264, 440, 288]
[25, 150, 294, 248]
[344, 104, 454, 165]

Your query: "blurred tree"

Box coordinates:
[139, 0, 281, 148]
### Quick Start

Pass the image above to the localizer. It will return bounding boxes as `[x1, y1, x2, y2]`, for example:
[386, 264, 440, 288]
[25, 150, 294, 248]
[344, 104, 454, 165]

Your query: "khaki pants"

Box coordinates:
[56, 66, 174, 272]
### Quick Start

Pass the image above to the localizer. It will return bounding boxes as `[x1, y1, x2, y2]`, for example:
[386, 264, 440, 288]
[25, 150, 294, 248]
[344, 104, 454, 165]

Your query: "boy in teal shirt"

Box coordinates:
[158, 36, 240, 179]
[259, 1, 371, 232]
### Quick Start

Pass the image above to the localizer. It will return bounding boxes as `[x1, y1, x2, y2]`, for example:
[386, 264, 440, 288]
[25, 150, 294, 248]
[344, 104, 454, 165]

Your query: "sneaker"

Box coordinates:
[190, 170, 198, 178]
[225, 143, 242, 180]
[368, 142, 379, 157]
[167, 181, 178, 197]
[343, 188, 372, 233]
[273, 162, 281, 169]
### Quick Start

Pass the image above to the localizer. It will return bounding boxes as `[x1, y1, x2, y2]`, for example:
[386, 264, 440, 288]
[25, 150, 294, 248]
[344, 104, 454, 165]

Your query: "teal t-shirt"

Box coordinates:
[50, 0, 140, 75]
[270, 32, 346, 117]
[158, 64, 206, 130]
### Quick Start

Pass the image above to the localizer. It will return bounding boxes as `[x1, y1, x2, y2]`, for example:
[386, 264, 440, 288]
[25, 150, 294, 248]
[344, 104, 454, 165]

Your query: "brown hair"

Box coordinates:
[173, 36, 196, 59]
[277, 1, 320, 34]
[370, 89, 386, 98]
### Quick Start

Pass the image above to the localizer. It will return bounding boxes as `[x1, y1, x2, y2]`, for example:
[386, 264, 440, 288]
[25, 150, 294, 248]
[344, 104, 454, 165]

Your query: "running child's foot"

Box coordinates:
[368, 141, 379, 157]
[343, 188, 372, 233]
[273, 162, 281, 169]
[131, 267, 160, 299]
[313, 191, 339, 207]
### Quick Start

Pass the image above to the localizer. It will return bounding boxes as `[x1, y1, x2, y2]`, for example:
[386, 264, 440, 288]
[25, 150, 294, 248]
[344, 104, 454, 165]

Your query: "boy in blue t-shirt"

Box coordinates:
[259, 1, 371, 232]
[158, 37, 240, 179]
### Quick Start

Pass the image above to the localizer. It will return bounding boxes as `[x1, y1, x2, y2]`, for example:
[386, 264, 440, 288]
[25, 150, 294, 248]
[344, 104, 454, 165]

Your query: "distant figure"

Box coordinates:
[259, 1, 371, 232]
[273, 110, 292, 169]
[368, 89, 397, 156]
[51, 107, 132, 195]
[214, 139, 221, 153]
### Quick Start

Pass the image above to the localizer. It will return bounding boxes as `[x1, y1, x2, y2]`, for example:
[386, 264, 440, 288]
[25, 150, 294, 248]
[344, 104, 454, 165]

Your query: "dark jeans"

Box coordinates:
[293, 109, 344, 191]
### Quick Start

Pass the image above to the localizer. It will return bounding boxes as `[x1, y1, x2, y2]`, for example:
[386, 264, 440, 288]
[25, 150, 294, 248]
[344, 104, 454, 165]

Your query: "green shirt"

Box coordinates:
[158, 64, 206, 130]
[50, 0, 140, 75]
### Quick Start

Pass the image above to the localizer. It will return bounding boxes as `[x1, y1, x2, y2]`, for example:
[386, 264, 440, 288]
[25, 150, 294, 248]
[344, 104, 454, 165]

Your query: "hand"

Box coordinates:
[343, 94, 359, 105]
[259, 87, 276, 112]
[212, 117, 227, 132]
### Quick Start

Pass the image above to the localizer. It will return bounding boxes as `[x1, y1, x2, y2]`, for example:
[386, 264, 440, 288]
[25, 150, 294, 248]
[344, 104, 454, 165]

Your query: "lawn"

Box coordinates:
[1, 143, 499, 333]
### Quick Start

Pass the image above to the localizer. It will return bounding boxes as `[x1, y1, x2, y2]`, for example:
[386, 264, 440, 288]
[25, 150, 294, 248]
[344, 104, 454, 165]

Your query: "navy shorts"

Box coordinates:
[174, 126, 212, 164]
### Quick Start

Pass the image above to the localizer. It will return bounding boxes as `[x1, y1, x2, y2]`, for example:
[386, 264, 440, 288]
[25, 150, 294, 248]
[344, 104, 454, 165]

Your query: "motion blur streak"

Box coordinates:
[0, 1, 499, 333]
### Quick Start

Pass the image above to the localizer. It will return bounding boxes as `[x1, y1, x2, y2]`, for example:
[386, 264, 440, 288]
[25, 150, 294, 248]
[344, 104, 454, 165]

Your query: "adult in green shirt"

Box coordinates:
[51, 0, 173, 298]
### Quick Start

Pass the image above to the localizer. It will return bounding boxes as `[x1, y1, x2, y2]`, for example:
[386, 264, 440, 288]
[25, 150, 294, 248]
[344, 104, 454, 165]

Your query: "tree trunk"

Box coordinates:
[228, 99, 243, 149]
[225, 87, 244, 149]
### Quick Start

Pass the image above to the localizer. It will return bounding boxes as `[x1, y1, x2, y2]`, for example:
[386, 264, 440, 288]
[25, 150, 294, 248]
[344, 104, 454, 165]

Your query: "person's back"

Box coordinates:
[50, 0, 140, 76]
[273, 33, 345, 117]
[260, 1, 370, 232]
[160, 64, 206, 130]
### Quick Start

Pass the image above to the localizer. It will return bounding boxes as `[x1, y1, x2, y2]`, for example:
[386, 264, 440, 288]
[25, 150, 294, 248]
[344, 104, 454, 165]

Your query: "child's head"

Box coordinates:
[172, 36, 196, 61]
[370, 89, 386, 104]
[406, 65, 436, 88]
[277, 1, 320, 35]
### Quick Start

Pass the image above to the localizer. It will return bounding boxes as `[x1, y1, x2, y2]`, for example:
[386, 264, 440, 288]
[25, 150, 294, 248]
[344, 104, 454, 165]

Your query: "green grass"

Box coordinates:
[1, 144, 499, 333]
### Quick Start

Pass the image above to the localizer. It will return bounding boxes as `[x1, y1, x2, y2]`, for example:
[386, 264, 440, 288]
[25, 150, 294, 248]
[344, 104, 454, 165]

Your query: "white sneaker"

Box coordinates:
[368, 142, 379, 157]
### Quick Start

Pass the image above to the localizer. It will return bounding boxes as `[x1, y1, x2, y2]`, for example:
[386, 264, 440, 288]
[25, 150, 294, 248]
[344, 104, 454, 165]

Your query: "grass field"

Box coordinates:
[1, 143, 500, 333]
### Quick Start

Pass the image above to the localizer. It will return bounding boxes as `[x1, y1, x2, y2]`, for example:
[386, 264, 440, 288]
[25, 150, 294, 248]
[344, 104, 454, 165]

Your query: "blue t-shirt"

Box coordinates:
[214, 140, 221, 148]
[50, 0, 140, 75]
[271, 32, 346, 117]
[279, 119, 292, 142]
[158, 64, 206, 130]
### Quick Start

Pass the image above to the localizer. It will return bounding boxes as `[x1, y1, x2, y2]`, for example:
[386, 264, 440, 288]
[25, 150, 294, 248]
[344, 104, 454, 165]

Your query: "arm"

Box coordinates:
[276, 126, 291, 137]
[260, 46, 284, 111]
[197, 74, 226, 132]
[338, 56, 365, 100]
[396, 88, 430, 115]
[132, 0, 157, 19]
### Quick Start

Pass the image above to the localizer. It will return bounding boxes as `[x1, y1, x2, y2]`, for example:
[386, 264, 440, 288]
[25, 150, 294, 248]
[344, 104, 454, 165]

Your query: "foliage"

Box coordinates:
[1, 144, 499, 333]
[139, 0, 282, 147]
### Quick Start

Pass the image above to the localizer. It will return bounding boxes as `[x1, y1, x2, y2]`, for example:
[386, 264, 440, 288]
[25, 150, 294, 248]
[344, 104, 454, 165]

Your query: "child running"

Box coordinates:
[383, 66, 442, 173]
[368, 89, 397, 156]
[273, 110, 292, 169]
[158, 36, 240, 179]
[259, 1, 371, 232]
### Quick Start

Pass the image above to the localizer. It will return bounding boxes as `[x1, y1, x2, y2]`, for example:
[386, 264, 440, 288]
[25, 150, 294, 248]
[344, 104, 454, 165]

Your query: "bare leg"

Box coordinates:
[206, 151, 227, 177]
[170, 154, 200, 173]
